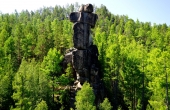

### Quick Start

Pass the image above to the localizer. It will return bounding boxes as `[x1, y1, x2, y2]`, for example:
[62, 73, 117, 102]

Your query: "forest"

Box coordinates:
[0, 2, 170, 110]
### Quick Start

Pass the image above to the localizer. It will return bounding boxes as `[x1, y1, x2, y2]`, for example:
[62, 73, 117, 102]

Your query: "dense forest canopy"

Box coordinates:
[0, 3, 170, 110]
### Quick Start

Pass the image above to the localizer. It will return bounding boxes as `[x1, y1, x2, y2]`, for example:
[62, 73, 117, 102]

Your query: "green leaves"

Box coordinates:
[0, 3, 170, 110]
[0, 56, 14, 109]
[99, 98, 112, 110]
[12, 59, 51, 109]
[0, 29, 8, 47]
[35, 100, 48, 110]
[41, 48, 63, 76]
[146, 49, 170, 110]
[75, 82, 96, 110]
[21, 33, 35, 58]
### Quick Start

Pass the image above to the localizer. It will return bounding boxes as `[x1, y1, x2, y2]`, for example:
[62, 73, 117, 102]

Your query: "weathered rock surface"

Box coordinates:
[79, 4, 94, 13]
[62, 3, 105, 109]
[72, 22, 90, 49]
[69, 12, 98, 28]
[72, 50, 88, 70]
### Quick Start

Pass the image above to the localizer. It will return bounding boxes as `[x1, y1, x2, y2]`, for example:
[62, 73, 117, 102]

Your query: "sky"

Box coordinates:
[0, 0, 170, 26]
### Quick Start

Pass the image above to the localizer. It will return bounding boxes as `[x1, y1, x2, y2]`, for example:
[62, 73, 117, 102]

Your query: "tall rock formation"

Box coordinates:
[63, 4, 105, 108]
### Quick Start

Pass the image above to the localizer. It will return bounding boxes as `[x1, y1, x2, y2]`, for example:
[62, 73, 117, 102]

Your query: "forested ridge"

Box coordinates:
[0, 3, 170, 110]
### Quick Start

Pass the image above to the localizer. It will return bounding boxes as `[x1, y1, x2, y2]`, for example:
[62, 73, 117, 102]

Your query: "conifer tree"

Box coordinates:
[75, 82, 96, 110]
[99, 98, 112, 110]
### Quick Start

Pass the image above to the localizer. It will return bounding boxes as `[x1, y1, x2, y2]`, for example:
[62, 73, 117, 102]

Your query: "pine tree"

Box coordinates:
[75, 82, 96, 110]
[99, 98, 112, 110]
[41, 48, 63, 106]
[12, 59, 51, 109]
[0, 56, 14, 109]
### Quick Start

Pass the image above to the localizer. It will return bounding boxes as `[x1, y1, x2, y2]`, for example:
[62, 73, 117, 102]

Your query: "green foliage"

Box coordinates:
[21, 33, 36, 58]
[12, 59, 51, 109]
[41, 48, 63, 77]
[65, 63, 74, 83]
[145, 49, 170, 110]
[99, 98, 112, 110]
[4, 36, 15, 56]
[35, 100, 48, 110]
[0, 56, 14, 109]
[75, 82, 96, 110]
[0, 29, 8, 47]
[0, 3, 170, 110]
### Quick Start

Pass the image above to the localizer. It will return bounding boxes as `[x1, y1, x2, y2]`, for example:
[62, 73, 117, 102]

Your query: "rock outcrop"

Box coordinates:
[62, 4, 105, 109]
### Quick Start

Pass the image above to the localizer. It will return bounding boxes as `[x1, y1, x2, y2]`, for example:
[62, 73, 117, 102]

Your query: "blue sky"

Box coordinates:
[0, 0, 170, 25]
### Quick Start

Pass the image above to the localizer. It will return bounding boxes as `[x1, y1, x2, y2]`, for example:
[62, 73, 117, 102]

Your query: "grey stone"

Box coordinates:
[87, 45, 99, 67]
[72, 50, 88, 70]
[91, 68, 98, 76]
[79, 77, 89, 84]
[76, 68, 89, 78]
[62, 52, 72, 70]
[69, 12, 98, 28]
[84, 4, 93, 13]
[79, 4, 93, 13]
[65, 4, 107, 109]
[73, 22, 90, 49]
[79, 5, 85, 12]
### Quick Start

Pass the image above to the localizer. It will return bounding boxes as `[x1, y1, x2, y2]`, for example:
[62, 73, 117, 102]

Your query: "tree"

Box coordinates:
[104, 34, 120, 109]
[34, 19, 49, 60]
[41, 48, 63, 107]
[124, 19, 135, 37]
[146, 49, 170, 110]
[99, 98, 112, 110]
[0, 56, 14, 109]
[1, 3, 170, 110]
[21, 33, 36, 58]
[0, 29, 8, 47]
[75, 82, 96, 110]
[12, 59, 51, 110]
[35, 100, 48, 110]
[41, 48, 63, 77]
